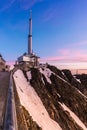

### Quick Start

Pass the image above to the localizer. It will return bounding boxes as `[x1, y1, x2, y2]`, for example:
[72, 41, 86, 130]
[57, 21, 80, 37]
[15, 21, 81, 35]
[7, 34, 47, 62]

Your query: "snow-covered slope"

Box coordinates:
[13, 65, 87, 130]
[13, 69, 62, 130]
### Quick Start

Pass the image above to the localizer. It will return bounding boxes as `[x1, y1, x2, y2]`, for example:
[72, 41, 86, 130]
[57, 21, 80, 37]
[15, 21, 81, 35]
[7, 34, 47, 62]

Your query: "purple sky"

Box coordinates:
[0, 0, 87, 69]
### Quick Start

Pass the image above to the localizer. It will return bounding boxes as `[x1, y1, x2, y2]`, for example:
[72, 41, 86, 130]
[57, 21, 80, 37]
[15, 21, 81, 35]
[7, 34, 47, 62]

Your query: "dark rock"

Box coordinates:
[14, 65, 87, 130]
[50, 73, 87, 127]
[62, 69, 84, 92]
[29, 68, 87, 130]
[47, 64, 68, 81]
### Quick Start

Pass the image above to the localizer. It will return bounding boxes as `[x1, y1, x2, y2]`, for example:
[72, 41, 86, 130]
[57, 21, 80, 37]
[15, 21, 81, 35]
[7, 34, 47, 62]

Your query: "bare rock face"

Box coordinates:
[28, 67, 87, 130]
[14, 64, 87, 130]
[47, 65, 68, 81]
[62, 69, 87, 96]
[50, 73, 87, 127]
[62, 69, 83, 91]
[22, 106, 42, 130]
[75, 74, 87, 97]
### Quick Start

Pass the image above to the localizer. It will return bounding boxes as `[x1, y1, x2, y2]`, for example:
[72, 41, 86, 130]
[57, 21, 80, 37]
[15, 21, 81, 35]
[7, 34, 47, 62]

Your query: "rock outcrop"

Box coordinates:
[13, 64, 87, 130]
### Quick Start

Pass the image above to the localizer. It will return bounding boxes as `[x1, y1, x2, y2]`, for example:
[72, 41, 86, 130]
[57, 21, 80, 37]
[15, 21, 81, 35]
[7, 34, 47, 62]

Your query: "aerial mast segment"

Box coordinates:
[28, 10, 32, 55]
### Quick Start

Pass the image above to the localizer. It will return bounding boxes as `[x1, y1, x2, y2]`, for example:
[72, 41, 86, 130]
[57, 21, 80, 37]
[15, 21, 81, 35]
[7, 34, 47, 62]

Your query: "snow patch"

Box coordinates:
[60, 103, 87, 130]
[26, 71, 32, 80]
[13, 69, 62, 130]
[41, 77, 45, 85]
[76, 78, 81, 83]
[57, 93, 61, 98]
[61, 72, 65, 76]
[39, 68, 52, 84]
[73, 76, 81, 83]
[77, 89, 87, 99]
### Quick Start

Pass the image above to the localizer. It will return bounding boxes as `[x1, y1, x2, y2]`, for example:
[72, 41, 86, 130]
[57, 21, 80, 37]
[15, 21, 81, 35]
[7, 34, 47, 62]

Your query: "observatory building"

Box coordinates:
[17, 11, 39, 68]
[0, 54, 6, 71]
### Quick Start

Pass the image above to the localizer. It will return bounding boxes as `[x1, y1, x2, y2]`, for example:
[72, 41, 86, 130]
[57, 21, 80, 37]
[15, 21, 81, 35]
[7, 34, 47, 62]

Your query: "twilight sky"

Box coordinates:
[0, 0, 87, 69]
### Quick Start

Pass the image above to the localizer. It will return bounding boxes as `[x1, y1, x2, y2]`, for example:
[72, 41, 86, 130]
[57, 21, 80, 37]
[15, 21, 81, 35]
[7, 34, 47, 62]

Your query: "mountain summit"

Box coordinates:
[13, 64, 87, 130]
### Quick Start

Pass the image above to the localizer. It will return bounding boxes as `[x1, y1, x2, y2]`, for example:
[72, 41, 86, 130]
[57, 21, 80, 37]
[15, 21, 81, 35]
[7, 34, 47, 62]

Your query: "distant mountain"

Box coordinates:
[13, 64, 87, 130]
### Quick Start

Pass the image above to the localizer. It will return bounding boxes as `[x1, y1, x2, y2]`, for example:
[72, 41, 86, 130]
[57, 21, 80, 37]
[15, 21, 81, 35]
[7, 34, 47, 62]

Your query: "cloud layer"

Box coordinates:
[40, 49, 87, 63]
[0, 0, 43, 12]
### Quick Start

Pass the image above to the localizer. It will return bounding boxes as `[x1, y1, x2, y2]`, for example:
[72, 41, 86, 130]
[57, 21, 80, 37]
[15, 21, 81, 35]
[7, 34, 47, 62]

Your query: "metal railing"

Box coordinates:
[4, 72, 18, 130]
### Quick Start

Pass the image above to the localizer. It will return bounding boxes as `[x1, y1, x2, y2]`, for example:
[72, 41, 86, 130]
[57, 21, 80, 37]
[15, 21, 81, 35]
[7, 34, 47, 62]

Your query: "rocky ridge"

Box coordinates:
[13, 64, 87, 130]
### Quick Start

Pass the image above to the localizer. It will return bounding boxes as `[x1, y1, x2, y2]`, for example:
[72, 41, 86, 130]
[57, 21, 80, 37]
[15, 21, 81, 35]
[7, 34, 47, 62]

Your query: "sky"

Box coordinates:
[0, 0, 87, 69]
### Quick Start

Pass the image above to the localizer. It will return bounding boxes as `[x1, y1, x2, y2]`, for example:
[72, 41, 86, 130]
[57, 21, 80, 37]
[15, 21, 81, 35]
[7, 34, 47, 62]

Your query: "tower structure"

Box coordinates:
[28, 10, 32, 55]
[17, 11, 40, 69]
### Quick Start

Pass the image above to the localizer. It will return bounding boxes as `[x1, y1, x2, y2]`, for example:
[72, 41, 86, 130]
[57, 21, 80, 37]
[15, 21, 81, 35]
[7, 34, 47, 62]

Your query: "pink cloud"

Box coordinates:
[74, 40, 87, 46]
[40, 49, 87, 63]
[58, 49, 87, 59]
[40, 56, 67, 62]
[58, 49, 70, 56]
